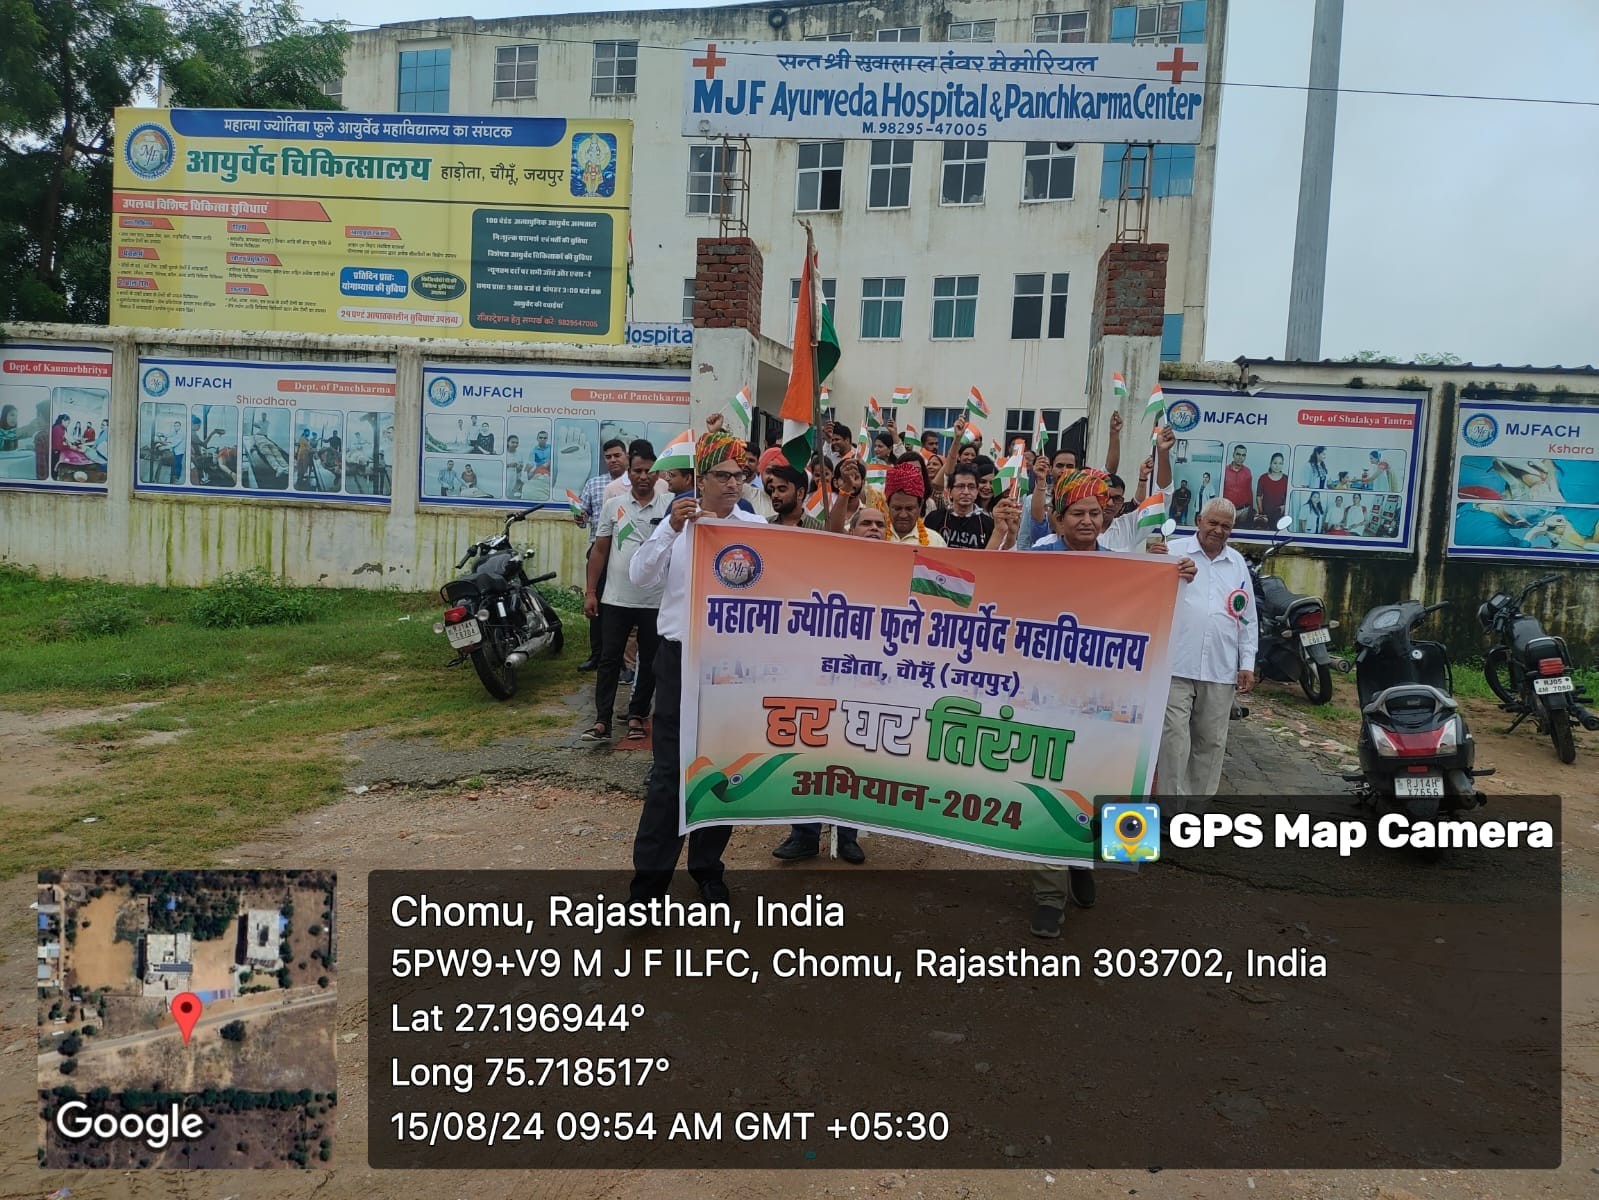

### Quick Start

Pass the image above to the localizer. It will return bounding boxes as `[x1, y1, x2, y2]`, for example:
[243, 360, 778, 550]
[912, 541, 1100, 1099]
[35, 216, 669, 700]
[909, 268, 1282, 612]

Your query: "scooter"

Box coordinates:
[1341, 599, 1491, 822]
[1478, 573, 1599, 764]
[1249, 515, 1343, 703]
[434, 507, 564, 700]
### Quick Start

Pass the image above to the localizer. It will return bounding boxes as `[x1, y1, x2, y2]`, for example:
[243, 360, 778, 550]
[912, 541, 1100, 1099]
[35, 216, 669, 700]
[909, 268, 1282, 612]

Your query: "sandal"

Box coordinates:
[579, 725, 611, 743]
[624, 718, 647, 741]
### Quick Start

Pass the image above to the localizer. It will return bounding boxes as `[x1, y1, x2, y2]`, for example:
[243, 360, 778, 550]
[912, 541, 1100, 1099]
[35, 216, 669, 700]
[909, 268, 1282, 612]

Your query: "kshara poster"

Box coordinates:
[136, 357, 396, 502]
[419, 363, 689, 508]
[1160, 385, 1425, 552]
[111, 108, 630, 342]
[681, 524, 1180, 866]
[1450, 401, 1599, 562]
[0, 344, 113, 493]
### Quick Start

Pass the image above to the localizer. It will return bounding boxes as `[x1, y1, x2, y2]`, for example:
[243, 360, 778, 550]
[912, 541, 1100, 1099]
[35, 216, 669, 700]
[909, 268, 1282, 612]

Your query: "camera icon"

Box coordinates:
[1101, 803, 1161, 862]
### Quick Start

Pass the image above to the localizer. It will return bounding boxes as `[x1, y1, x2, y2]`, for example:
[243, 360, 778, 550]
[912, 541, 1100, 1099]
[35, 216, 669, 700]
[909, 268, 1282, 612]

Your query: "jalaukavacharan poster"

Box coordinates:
[680, 523, 1181, 866]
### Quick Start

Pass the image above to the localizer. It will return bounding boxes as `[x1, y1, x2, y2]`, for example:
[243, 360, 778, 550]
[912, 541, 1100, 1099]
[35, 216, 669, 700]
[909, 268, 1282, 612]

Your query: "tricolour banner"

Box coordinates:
[111, 108, 631, 342]
[682, 41, 1206, 142]
[1450, 401, 1599, 562]
[680, 524, 1180, 865]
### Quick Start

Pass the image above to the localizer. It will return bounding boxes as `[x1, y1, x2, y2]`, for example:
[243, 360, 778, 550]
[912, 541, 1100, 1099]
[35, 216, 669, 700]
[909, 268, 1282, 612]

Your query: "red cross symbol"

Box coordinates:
[694, 44, 728, 80]
[1156, 47, 1198, 85]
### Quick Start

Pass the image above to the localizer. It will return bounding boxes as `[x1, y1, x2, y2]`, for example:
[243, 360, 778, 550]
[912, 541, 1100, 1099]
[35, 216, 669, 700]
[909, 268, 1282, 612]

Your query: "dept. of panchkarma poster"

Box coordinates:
[680, 523, 1181, 866]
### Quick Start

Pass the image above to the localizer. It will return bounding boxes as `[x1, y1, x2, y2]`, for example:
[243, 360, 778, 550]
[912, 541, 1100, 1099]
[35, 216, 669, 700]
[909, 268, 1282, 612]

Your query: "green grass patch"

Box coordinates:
[0, 569, 586, 880]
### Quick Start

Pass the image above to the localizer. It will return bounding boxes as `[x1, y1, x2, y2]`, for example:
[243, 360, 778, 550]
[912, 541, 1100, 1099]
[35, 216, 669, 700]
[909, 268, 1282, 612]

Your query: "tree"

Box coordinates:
[1338, 350, 1464, 366]
[219, 1019, 246, 1042]
[0, 1, 346, 322]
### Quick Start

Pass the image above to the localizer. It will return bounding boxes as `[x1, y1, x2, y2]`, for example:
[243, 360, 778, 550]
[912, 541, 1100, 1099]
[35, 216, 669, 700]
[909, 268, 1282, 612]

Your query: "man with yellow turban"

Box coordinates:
[626, 426, 768, 907]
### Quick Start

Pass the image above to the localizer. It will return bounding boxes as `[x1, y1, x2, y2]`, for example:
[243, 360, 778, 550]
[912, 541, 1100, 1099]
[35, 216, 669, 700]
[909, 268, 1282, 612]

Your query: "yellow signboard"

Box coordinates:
[110, 109, 631, 343]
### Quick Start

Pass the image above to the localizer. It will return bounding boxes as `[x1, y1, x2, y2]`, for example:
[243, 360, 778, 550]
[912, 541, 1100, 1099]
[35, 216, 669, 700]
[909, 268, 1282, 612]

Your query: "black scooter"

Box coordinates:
[1341, 599, 1491, 821]
[1250, 515, 1343, 703]
[434, 508, 564, 700]
[1479, 573, 1599, 764]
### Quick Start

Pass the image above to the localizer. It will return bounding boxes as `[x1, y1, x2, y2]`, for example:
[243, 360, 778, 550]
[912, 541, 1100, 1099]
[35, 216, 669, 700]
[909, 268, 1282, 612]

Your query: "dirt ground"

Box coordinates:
[64, 892, 136, 994]
[1, 690, 1596, 1200]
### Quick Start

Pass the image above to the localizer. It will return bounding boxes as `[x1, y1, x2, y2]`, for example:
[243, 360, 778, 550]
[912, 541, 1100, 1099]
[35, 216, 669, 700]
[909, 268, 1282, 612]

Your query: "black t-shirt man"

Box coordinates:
[926, 463, 995, 548]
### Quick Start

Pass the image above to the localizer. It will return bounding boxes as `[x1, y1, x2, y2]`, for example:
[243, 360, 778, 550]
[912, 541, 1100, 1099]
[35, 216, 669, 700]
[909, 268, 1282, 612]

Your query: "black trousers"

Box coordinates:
[790, 823, 858, 844]
[630, 639, 730, 900]
[587, 559, 608, 658]
[594, 603, 659, 728]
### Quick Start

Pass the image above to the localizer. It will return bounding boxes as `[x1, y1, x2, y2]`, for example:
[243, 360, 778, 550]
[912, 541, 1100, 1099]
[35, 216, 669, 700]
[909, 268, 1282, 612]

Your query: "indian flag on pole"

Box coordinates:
[865, 397, 884, 429]
[779, 228, 841, 471]
[900, 423, 920, 449]
[730, 386, 753, 436]
[994, 442, 1026, 496]
[892, 385, 913, 405]
[564, 488, 584, 517]
[960, 419, 983, 446]
[654, 429, 694, 473]
[1112, 372, 1129, 400]
[865, 461, 887, 489]
[1031, 414, 1049, 456]
[910, 554, 976, 609]
[1135, 491, 1167, 530]
[856, 423, 870, 457]
[1145, 385, 1165, 424]
[966, 385, 989, 420]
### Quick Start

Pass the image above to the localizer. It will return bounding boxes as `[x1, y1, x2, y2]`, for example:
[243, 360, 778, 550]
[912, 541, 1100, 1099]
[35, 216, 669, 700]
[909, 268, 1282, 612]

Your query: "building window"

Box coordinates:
[948, 19, 995, 42]
[796, 141, 844, 212]
[923, 407, 962, 455]
[1113, 2, 1207, 45]
[804, 32, 853, 42]
[931, 276, 979, 340]
[868, 140, 913, 209]
[1033, 13, 1089, 42]
[788, 276, 837, 335]
[494, 45, 538, 101]
[878, 406, 899, 428]
[1100, 143, 1195, 199]
[686, 143, 736, 215]
[1022, 142, 1076, 202]
[683, 279, 697, 323]
[593, 39, 638, 96]
[1011, 273, 1068, 340]
[1003, 408, 1064, 451]
[1161, 312, 1186, 361]
[397, 47, 450, 113]
[321, 77, 343, 107]
[940, 141, 987, 205]
[860, 277, 905, 340]
[876, 27, 920, 42]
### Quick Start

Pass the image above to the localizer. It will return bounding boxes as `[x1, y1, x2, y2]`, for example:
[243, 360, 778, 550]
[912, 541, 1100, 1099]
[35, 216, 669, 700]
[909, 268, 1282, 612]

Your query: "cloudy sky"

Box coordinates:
[299, 0, 1599, 367]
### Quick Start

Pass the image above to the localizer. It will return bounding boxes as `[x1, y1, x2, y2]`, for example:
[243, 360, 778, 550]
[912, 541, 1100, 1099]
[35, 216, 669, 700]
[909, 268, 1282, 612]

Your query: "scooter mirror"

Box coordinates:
[1160, 518, 1177, 537]
[1275, 515, 1293, 532]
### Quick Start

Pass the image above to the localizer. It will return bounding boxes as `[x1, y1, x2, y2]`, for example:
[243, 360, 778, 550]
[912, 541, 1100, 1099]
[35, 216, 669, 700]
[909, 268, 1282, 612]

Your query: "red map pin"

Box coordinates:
[171, 992, 203, 1044]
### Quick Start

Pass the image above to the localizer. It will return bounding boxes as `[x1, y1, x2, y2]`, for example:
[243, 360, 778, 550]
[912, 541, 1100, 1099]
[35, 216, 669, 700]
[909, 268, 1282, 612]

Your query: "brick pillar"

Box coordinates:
[689, 237, 764, 440]
[1085, 242, 1169, 471]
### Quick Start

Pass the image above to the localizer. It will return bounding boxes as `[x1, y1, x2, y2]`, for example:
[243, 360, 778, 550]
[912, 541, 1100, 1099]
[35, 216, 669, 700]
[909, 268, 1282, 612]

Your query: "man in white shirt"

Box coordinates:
[627, 428, 768, 906]
[1158, 498, 1256, 811]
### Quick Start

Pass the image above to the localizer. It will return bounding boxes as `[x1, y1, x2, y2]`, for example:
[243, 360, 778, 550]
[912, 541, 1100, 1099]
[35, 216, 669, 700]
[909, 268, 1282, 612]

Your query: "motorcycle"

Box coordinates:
[1478, 573, 1599, 764]
[433, 507, 564, 700]
[1249, 515, 1342, 703]
[1341, 599, 1491, 823]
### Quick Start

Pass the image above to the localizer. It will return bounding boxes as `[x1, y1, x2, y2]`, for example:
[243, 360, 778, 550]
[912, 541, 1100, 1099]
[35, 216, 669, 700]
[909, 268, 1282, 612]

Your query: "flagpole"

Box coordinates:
[800, 218, 830, 523]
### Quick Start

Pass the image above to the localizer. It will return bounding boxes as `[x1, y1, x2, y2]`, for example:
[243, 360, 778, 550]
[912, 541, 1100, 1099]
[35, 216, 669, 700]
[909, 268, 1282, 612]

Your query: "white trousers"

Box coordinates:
[1157, 676, 1237, 811]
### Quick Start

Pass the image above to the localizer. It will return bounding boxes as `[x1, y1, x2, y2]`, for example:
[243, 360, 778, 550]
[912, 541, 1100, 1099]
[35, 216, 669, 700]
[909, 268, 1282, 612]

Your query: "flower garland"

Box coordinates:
[915, 517, 930, 546]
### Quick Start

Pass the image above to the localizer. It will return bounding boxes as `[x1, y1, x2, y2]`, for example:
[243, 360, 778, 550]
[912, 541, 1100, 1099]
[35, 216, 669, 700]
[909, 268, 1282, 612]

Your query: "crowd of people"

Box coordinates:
[566, 408, 1258, 938]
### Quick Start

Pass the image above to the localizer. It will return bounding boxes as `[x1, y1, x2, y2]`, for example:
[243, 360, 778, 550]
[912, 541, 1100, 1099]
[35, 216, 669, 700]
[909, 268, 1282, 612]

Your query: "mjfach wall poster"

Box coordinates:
[680, 523, 1181, 866]
[1160, 386, 1425, 552]
[1450, 401, 1599, 562]
[111, 108, 630, 343]
[135, 357, 397, 502]
[418, 363, 690, 508]
[0, 344, 113, 493]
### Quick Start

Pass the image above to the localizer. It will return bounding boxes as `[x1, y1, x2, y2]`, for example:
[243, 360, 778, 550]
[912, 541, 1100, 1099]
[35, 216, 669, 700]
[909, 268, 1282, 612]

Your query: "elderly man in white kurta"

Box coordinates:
[1158, 498, 1256, 809]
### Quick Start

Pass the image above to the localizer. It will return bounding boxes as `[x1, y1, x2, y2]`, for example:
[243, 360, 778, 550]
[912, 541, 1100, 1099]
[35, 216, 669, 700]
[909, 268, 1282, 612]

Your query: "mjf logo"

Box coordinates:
[141, 368, 170, 397]
[1101, 804, 1160, 862]
[1462, 414, 1497, 447]
[427, 377, 457, 407]
[1165, 400, 1200, 433]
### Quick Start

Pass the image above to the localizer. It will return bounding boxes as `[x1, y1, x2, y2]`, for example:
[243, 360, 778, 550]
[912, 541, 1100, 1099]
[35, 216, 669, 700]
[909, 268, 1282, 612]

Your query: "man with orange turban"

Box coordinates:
[626, 425, 768, 908]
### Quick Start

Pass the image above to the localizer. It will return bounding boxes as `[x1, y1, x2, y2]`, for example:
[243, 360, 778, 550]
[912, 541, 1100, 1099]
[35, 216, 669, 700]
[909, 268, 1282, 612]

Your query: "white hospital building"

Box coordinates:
[337, 0, 1225, 443]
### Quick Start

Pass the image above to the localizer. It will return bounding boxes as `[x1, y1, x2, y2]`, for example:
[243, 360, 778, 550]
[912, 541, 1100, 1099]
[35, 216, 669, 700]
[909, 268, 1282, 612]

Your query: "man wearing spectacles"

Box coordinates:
[626, 426, 769, 908]
[925, 462, 996, 548]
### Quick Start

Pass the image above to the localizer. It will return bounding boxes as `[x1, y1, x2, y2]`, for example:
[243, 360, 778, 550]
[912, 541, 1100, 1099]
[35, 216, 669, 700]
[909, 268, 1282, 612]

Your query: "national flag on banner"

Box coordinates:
[892, 385, 914, 405]
[966, 386, 989, 420]
[780, 228, 841, 470]
[730, 386, 753, 435]
[910, 554, 976, 609]
[564, 488, 584, 517]
[865, 397, 884, 429]
[654, 429, 695, 473]
[614, 503, 637, 546]
[1135, 491, 1168, 530]
[1112, 372, 1129, 400]
[865, 462, 887, 489]
[1145, 385, 1166, 424]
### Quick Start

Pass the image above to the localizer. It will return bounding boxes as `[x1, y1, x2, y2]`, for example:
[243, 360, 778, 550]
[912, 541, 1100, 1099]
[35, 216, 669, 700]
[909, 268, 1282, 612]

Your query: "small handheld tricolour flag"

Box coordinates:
[1135, 491, 1167, 530]
[856, 423, 870, 456]
[910, 554, 976, 609]
[614, 503, 638, 545]
[654, 429, 694, 473]
[730, 386, 753, 436]
[900, 423, 920, 448]
[866, 397, 884, 429]
[1031, 416, 1049, 456]
[804, 487, 825, 519]
[995, 441, 1027, 497]
[892, 385, 914, 405]
[966, 386, 989, 420]
[1145, 385, 1165, 424]
[960, 419, 983, 446]
[865, 461, 888, 489]
[1112, 372, 1129, 400]
[565, 489, 584, 517]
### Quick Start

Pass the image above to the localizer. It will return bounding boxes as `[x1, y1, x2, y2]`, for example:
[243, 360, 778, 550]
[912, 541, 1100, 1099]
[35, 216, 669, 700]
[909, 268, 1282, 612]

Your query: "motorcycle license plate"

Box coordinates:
[444, 618, 483, 650]
[1533, 676, 1574, 695]
[1395, 774, 1445, 799]
[1299, 628, 1331, 646]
